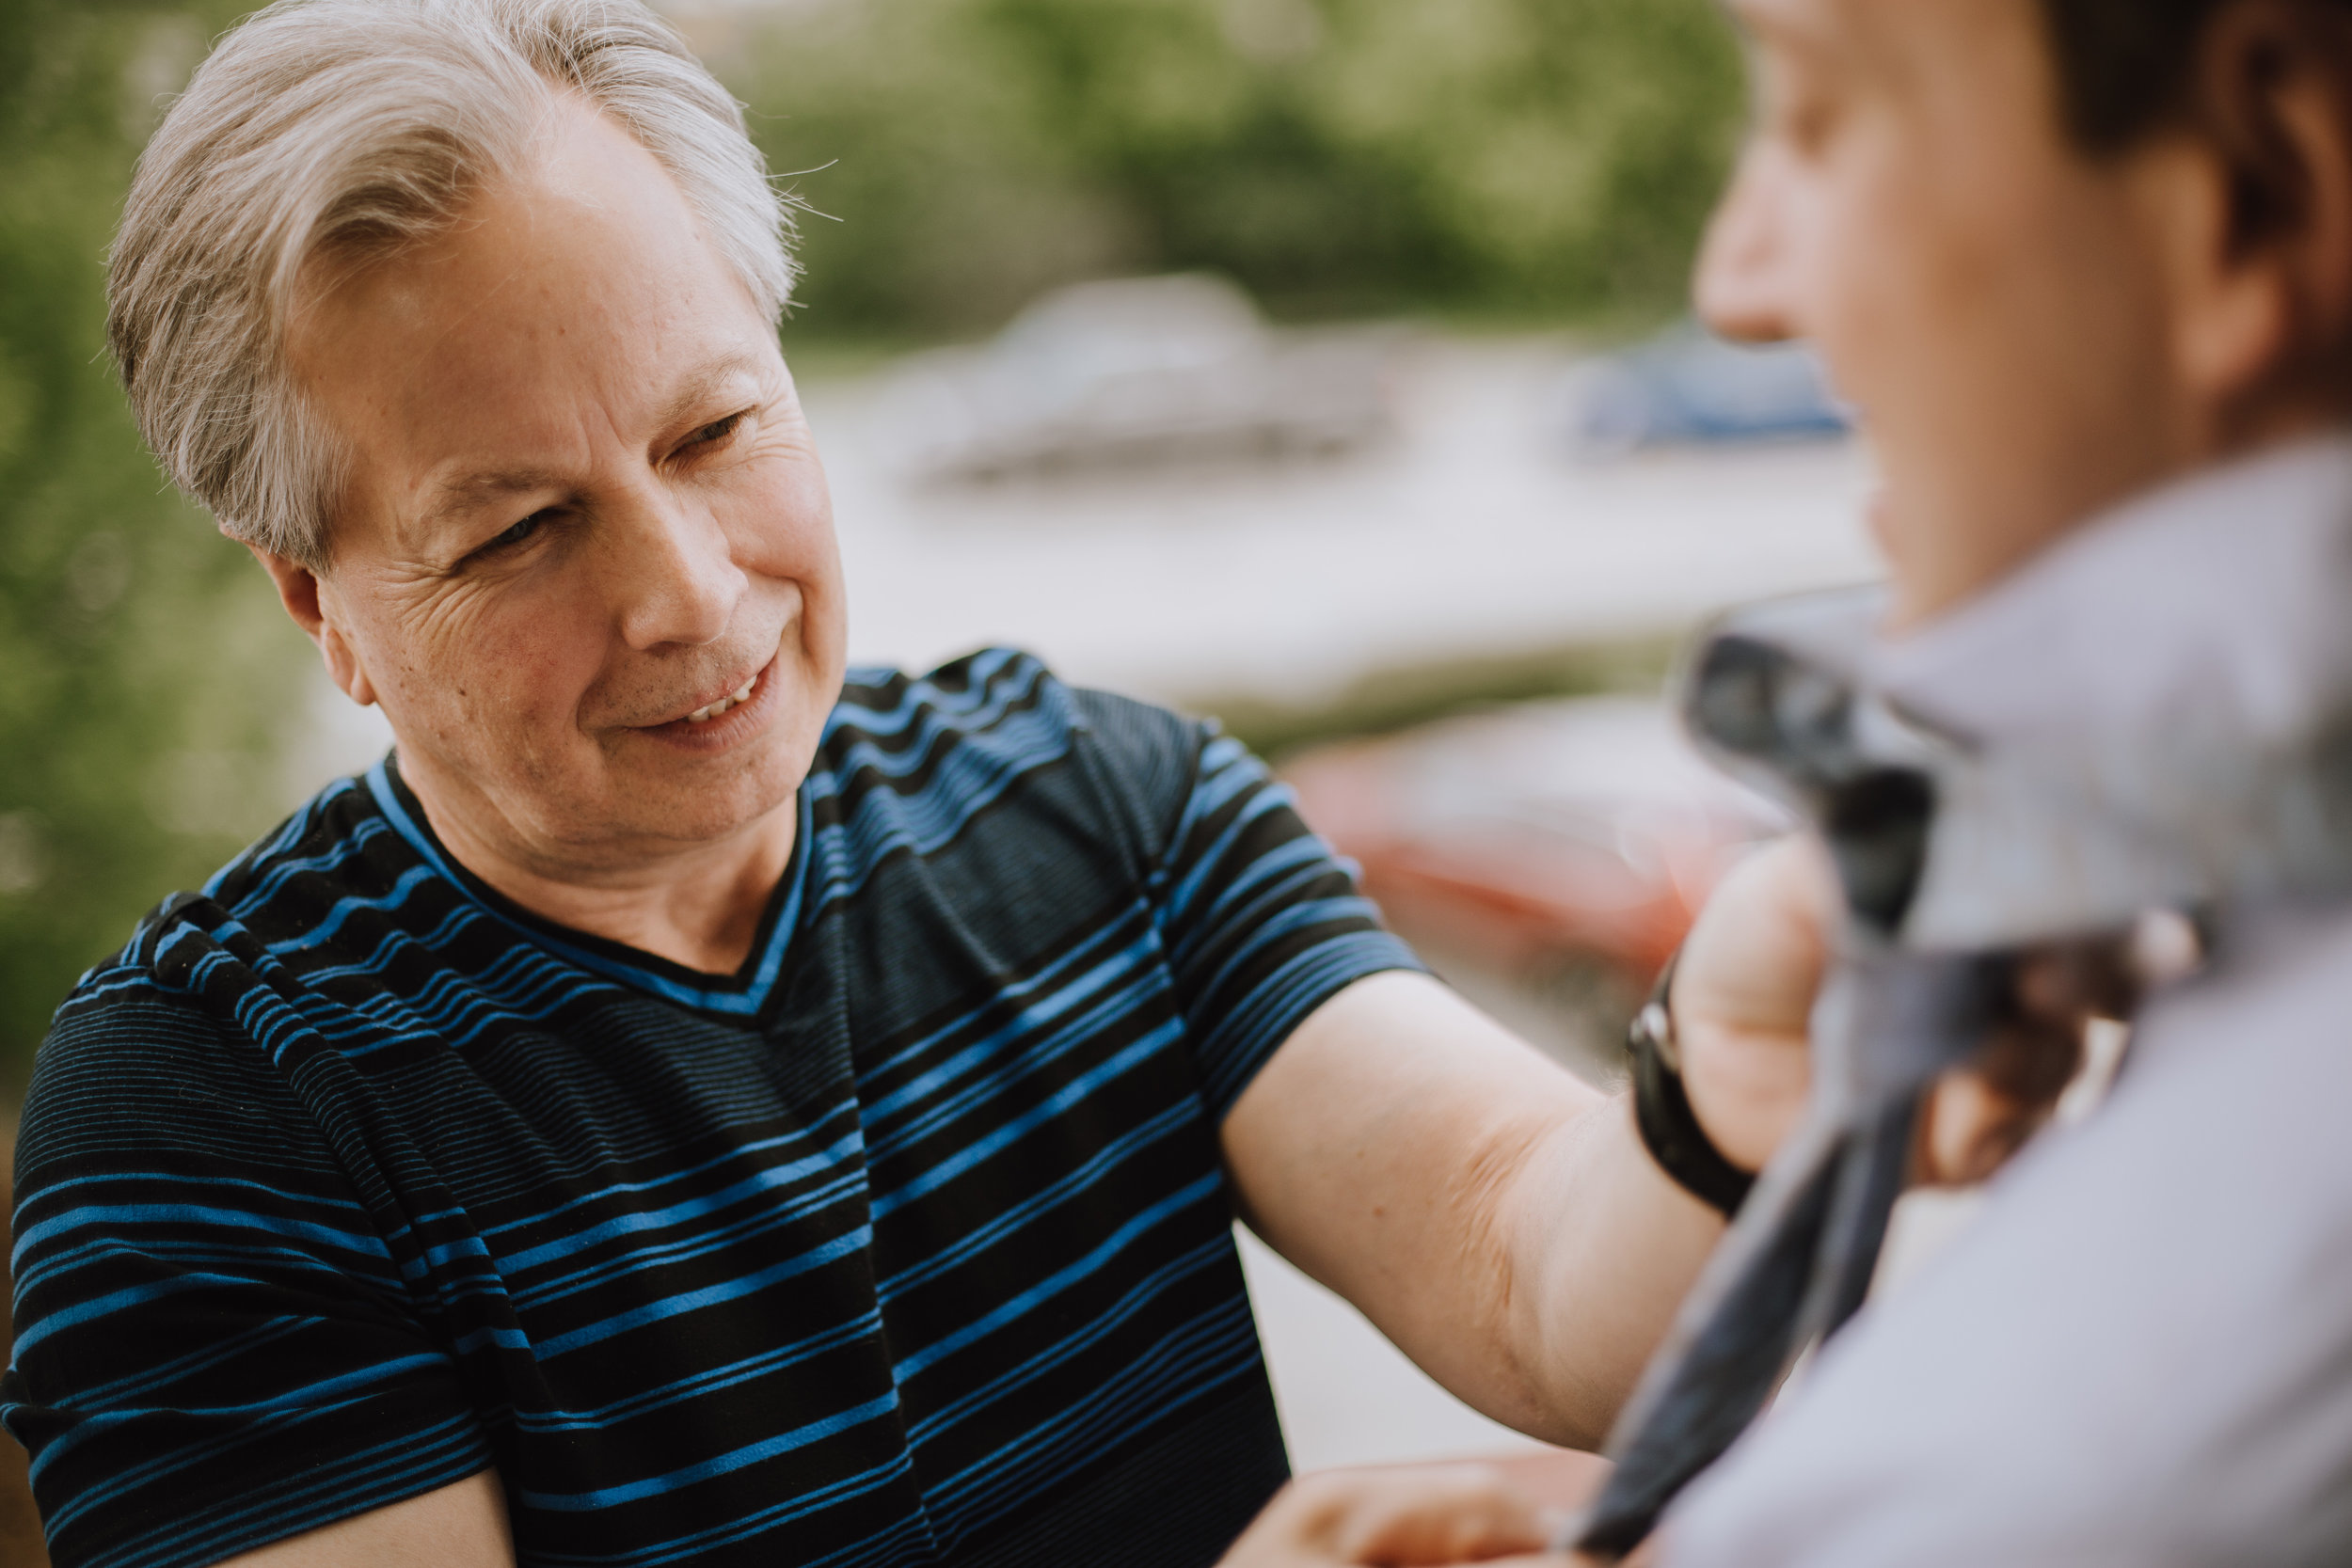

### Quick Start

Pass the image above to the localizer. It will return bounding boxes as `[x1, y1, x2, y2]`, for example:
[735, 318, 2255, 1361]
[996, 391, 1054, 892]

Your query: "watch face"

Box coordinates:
[1637, 999, 1680, 1073]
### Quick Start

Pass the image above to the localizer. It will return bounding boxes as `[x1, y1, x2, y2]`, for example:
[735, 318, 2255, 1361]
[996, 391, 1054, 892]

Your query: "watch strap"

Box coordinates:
[1628, 956, 1756, 1217]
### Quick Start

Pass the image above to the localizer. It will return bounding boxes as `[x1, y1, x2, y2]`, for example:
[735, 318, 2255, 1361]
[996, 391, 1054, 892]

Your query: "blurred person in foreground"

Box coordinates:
[1231, 0, 2352, 1562]
[0, 2, 1923, 1564]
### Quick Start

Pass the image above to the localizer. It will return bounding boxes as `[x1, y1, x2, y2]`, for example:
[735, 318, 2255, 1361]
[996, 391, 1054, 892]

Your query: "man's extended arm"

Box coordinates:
[1220, 839, 1828, 1449]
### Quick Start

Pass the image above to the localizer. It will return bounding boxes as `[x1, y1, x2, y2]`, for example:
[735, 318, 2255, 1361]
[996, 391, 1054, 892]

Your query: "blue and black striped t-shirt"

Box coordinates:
[4, 651, 1420, 1568]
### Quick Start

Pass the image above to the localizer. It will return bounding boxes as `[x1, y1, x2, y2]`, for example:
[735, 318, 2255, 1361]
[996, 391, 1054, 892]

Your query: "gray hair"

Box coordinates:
[108, 0, 796, 569]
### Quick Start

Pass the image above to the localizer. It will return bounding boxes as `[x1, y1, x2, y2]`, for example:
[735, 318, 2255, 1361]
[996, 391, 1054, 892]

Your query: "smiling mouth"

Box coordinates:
[638, 657, 773, 733]
[683, 675, 758, 725]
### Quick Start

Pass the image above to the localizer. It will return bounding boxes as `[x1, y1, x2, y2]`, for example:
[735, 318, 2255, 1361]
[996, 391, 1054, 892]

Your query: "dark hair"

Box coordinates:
[2042, 0, 2348, 150]
[2041, 0, 2229, 149]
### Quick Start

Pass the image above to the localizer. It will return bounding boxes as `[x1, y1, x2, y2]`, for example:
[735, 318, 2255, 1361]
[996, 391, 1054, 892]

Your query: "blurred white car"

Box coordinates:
[876, 274, 1398, 482]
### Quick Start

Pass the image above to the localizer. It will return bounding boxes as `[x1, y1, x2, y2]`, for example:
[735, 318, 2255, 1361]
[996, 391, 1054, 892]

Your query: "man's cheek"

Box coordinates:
[414, 619, 586, 752]
[724, 498, 837, 595]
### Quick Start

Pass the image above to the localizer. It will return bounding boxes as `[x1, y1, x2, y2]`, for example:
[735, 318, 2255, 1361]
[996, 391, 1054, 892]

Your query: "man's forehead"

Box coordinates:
[1726, 0, 2027, 67]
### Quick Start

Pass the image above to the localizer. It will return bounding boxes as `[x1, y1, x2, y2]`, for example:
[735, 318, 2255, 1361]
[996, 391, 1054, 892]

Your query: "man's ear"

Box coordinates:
[242, 538, 380, 708]
[2167, 0, 2352, 423]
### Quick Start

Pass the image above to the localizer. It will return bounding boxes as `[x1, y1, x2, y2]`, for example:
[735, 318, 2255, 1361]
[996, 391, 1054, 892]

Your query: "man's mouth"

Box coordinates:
[683, 674, 759, 725]
[640, 657, 775, 733]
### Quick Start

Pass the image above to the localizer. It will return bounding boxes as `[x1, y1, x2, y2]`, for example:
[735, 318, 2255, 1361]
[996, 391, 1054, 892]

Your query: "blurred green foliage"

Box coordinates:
[724, 0, 1747, 338]
[0, 0, 1744, 1088]
[0, 0, 306, 1092]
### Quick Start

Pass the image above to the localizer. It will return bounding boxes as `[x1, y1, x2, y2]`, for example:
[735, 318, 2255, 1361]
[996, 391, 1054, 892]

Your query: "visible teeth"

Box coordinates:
[683, 678, 757, 724]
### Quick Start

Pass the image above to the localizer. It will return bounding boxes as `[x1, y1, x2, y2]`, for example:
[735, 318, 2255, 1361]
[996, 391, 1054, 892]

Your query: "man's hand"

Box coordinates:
[1217, 1466, 1565, 1568]
[1676, 834, 2105, 1188]
[1672, 836, 1836, 1175]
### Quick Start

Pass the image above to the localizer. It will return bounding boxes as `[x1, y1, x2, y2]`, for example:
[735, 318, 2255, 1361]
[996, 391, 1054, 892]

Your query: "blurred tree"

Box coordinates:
[725, 0, 1745, 336]
[719, 0, 1148, 337]
[0, 0, 304, 1093]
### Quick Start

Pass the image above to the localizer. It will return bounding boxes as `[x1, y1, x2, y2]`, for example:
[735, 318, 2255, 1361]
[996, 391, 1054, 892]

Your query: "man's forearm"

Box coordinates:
[1486, 839, 1836, 1436]
[1489, 1093, 1726, 1447]
[1224, 974, 1726, 1450]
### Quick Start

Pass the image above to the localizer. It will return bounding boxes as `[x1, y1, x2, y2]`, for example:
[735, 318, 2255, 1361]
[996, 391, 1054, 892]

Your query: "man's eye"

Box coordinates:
[1762, 78, 1839, 156]
[477, 512, 548, 557]
[1785, 102, 1836, 154]
[688, 411, 750, 449]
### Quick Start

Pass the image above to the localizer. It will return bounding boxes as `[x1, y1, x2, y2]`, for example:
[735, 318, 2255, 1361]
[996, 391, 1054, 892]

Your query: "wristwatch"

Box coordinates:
[1627, 953, 1756, 1217]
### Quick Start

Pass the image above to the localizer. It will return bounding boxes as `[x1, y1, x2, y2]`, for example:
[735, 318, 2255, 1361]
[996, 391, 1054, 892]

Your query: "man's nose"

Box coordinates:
[1694, 140, 1801, 345]
[605, 489, 743, 652]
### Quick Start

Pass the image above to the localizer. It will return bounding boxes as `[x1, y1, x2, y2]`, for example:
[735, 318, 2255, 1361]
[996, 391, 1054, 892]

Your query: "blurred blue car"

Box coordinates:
[1561, 323, 1851, 452]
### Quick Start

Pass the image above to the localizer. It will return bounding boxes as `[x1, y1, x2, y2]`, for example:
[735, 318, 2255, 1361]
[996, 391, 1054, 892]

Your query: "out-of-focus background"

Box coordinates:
[0, 0, 1882, 1554]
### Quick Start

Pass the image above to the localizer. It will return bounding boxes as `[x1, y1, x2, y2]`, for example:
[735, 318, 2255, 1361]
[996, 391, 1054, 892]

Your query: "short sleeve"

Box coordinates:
[1070, 689, 1424, 1117]
[4, 983, 492, 1568]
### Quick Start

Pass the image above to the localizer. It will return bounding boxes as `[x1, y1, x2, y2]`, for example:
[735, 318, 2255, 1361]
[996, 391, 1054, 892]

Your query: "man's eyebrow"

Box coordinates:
[653, 351, 770, 435]
[421, 466, 568, 529]
[1722, 0, 1839, 58]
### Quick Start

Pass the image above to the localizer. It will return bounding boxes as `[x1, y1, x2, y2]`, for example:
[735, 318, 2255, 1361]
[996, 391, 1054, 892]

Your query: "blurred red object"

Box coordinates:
[1281, 697, 1790, 1015]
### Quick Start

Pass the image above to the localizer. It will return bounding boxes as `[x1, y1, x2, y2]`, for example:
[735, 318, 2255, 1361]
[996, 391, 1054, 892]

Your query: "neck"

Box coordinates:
[396, 754, 798, 975]
[1885, 406, 2352, 633]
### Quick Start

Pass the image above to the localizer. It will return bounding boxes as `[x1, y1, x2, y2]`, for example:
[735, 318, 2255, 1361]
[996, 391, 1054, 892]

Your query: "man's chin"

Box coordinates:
[1863, 488, 1947, 636]
[546, 725, 810, 853]
[555, 780, 803, 864]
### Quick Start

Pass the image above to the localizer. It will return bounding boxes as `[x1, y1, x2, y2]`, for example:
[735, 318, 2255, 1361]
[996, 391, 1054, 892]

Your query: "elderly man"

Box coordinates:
[0, 3, 1882, 1565]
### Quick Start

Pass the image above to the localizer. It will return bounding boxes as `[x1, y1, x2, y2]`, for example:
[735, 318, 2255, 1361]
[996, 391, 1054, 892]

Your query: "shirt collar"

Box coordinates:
[1682, 433, 2352, 950]
[1870, 434, 2352, 751]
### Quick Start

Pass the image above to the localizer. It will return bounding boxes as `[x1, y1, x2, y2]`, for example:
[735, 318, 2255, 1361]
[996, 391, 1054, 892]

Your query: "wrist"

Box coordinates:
[1628, 955, 1756, 1217]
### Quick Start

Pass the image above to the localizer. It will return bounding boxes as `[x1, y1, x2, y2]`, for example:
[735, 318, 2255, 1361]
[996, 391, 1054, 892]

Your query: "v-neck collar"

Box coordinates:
[365, 754, 813, 1018]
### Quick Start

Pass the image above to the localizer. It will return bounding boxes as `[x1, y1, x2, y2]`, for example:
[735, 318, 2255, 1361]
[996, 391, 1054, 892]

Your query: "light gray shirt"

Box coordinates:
[1662, 437, 2352, 1568]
